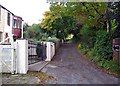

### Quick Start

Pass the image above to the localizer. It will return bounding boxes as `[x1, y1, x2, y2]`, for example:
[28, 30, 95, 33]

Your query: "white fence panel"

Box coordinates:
[0, 45, 16, 73]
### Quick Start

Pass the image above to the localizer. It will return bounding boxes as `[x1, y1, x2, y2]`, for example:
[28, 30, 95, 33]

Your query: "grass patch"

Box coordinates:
[28, 71, 54, 83]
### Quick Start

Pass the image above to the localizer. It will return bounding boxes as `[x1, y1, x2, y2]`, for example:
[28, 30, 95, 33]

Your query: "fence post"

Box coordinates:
[0, 46, 2, 74]
[0, 46, 1, 85]
[0, 47, 2, 86]
[10, 34, 14, 74]
[45, 42, 51, 61]
[45, 42, 55, 61]
[11, 47, 14, 74]
[16, 39, 28, 74]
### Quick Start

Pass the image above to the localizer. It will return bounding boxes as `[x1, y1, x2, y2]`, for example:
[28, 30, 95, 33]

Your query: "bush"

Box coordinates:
[94, 30, 113, 60]
[80, 25, 96, 49]
[47, 37, 60, 43]
[79, 28, 120, 75]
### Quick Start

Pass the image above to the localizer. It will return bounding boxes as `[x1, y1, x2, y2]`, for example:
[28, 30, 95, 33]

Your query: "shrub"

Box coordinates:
[80, 25, 96, 49]
[47, 37, 60, 43]
[94, 30, 113, 60]
[79, 28, 120, 75]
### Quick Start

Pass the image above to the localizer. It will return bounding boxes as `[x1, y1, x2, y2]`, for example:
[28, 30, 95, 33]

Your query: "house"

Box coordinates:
[0, 4, 23, 43]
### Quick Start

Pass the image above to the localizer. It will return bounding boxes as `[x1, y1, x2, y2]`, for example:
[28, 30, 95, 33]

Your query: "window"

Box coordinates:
[18, 20, 21, 29]
[0, 7, 1, 21]
[7, 13, 10, 26]
[13, 19, 17, 28]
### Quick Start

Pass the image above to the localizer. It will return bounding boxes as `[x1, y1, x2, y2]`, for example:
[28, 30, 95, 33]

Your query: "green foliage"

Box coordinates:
[79, 44, 90, 54]
[66, 2, 107, 27]
[111, 19, 117, 31]
[94, 30, 113, 60]
[41, 7, 76, 40]
[41, 2, 108, 41]
[23, 22, 29, 39]
[100, 60, 120, 72]
[80, 29, 113, 60]
[23, 23, 29, 32]
[27, 24, 49, 41]
[79, 26, 120, 75]
[80, 25, 96, 49]
[47, 37, 60, 43]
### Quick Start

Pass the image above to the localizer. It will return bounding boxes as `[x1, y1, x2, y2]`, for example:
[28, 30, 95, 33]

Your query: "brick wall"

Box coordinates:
[113, 38, 120, 64]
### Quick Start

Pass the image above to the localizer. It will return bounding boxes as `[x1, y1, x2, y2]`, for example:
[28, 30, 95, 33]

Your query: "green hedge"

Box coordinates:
[93, 30, 113, 60]
[47, 37, 60, 43]
[79, 27, 120, 75]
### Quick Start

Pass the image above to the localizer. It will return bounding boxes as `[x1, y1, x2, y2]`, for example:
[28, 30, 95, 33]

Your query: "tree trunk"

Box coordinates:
[106, 19, 111, 33]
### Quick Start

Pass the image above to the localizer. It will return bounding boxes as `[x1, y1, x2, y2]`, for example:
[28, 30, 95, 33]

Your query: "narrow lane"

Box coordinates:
[42, 44, 119, 84]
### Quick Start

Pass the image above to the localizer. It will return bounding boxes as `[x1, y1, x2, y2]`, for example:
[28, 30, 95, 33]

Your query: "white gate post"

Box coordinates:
[45, 42, 55, 61]
[10, 34, 15, 74]
[45, 42, 51, 61]
[16, 39, 28, 74]
[11, 47, 14, 74]
[0, 46, 2, 74]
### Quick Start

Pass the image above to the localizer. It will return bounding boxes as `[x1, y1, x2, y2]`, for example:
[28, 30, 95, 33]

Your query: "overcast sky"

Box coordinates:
[0, 0, 50, 25]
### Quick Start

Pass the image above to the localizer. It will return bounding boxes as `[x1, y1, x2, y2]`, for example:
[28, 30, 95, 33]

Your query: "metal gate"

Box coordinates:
[28, 40, 47, 65]
[0, 35, 16, 74]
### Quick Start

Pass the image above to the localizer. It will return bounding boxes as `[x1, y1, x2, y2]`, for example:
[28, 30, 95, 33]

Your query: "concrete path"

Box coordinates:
[2, 74, 40, 84]
[41, 44, 119, 84]
[28, 61, 49, 72]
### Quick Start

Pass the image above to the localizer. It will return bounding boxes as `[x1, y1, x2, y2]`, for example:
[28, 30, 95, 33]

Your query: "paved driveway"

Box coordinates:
[42, 43, 119, 84]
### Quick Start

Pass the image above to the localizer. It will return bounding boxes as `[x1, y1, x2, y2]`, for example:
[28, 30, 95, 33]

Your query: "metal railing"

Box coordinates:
[28, 40, 47, 65]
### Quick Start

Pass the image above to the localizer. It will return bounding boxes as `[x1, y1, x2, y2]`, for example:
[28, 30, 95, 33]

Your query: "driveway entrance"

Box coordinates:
[42, 44, 119, 84]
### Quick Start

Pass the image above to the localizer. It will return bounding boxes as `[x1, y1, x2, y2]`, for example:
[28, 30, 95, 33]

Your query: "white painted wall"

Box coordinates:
[0, 7, 13, 42]
[0, 7, 4, 32]
[0, 7, 5, 42]
[4, 10, 13, 36]
[0, 6, 24, 43]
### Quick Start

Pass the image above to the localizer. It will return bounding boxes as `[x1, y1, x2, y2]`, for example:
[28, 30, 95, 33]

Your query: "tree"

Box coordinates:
[27, 24, 48, 41]
[23, 22, 29, 32]
[41, 2, 108, 41]
[23, 22, 29, 38]
[109, 1, 120, 38]
[65, 2, 108, 28]
[41, 4, 76, 40]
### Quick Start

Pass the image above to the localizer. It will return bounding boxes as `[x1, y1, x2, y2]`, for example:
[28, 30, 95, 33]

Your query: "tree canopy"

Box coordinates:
[41, 2, 109, 40]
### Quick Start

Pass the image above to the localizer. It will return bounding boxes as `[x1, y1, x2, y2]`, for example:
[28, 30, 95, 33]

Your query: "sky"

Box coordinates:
[0, 0, 50, 25]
